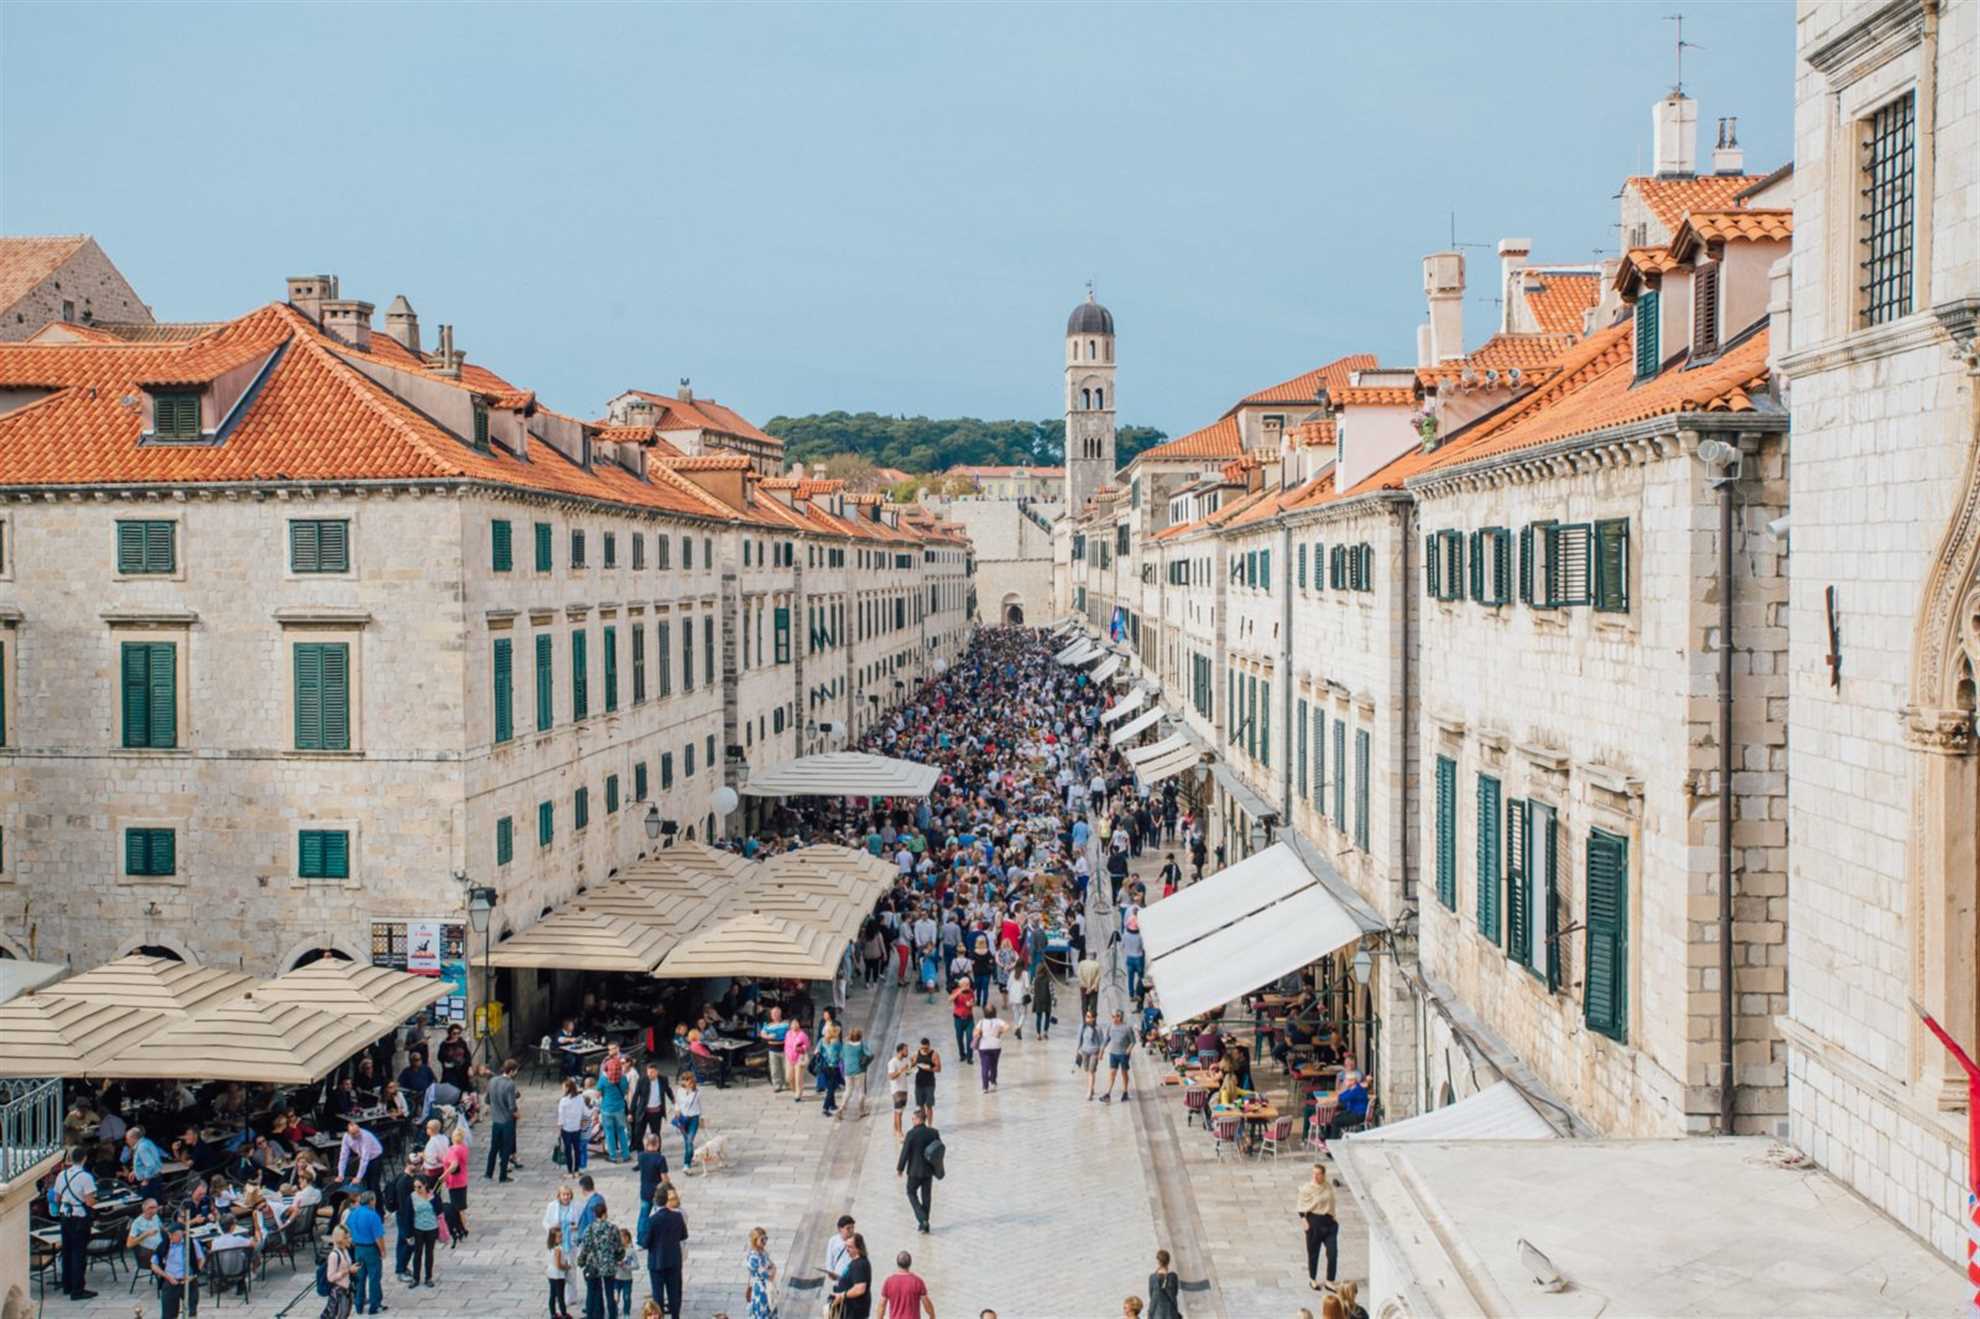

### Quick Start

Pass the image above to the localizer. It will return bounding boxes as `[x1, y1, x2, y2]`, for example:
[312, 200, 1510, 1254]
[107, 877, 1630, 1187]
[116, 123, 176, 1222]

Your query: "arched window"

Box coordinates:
[1081, 388, 1091, 409]
[1095, 388, 1105, 410]
[133, 944, 183, 962]
[1089, 339, 1097, 359]
[290, 947, 352, 970]
[1106, 340, 1113, 363]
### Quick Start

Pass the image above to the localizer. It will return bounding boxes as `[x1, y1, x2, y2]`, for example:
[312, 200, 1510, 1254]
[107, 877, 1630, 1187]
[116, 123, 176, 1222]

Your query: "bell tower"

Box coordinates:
[1064, 286, 1117, 513]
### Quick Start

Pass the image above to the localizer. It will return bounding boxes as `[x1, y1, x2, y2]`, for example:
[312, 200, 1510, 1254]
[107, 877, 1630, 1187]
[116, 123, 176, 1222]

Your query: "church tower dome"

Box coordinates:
[1064, 287, 1117, 514]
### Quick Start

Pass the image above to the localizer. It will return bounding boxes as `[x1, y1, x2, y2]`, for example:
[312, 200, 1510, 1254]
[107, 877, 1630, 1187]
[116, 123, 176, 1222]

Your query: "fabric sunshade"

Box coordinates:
[1124, 731, 1190, 767]
[1348, 1080, 1558, 1142]
[563, 884, 724, 934]
[42, 955, 254, 1016]
[1145, 884, 1363, 1028]
[486, 909, 677, 972]
[258, 959, 451, 1027]
[1137, 843, 1318, 961]
[1053, 639, 1089, 663]
[1109, 707, 1163, 746]
[1136, 741, 1204, 787]
[1098, 688, 1148, 725]
[1091, 656, 1123, 683]
[655, 912, 850, 980]
[739, 752, 940, 799]
[0, 958, 67, 1006]
[0, 993, 171, 1078]
[761, 846, 896, 904]
[93, 991, 380, 1084]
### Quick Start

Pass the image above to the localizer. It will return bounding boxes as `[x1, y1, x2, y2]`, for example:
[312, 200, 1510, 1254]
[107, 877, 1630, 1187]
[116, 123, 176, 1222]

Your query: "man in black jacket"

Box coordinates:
[639, 1186, 689, 1318]
[896, 1109, 942, 1234]
[386, 1155, 420, 1281]
[628, 1061, 674, 1149]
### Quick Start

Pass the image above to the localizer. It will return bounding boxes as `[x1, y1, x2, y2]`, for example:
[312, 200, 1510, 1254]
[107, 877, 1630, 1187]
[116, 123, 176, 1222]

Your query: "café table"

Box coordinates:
[1211, 1101, 1279, 1154]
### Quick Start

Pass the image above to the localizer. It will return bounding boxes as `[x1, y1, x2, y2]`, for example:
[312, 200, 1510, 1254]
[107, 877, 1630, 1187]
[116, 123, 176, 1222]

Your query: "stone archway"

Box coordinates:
[1002, 592, 1024, 626]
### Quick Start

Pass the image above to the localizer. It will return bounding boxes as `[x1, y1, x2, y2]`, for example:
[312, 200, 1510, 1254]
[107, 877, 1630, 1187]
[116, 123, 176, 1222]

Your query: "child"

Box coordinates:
[614, 1227, 635, 1314]
[545, 1226, 571, 1319]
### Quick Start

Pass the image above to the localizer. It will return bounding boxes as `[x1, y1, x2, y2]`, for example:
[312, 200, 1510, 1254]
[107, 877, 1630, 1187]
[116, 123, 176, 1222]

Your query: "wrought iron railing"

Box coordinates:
[1, 1076, 63, 1184]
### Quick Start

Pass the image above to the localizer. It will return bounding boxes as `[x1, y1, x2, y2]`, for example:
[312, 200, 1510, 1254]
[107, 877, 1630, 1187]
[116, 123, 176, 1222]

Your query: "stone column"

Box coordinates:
[1904, 704, 1978, 1111]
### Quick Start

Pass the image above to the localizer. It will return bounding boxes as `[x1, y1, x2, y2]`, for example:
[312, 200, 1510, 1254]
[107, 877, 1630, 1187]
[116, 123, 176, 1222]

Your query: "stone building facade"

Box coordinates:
[0, 235, 151, 341]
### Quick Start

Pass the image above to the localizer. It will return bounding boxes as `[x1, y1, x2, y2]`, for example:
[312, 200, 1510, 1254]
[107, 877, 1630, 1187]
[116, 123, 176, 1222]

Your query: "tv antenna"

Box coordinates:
[1665, 13, 1702, 95]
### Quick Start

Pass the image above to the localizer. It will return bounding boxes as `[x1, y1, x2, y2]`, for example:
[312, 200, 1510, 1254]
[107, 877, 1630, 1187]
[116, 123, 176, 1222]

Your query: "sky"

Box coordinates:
[1, 1, 1795, 440]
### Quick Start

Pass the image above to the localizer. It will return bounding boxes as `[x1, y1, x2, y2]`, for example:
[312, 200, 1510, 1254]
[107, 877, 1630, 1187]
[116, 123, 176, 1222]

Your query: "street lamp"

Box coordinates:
[643, 804, 662, 842]
[466, 884, 498, 1064]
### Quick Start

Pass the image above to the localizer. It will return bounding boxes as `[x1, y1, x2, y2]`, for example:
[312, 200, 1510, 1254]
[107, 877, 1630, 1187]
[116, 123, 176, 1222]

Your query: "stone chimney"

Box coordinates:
[1423, 251, 1465, 364]
[1712, 116, 1745, 176]
[677, 378, 694, 403]
[433, 325, 462, 378]
[1415, 324, 1434, 369]
[286, 275, 338, 324]
[383, 295, 421, 354]
[1497, 238, 1532, 334]
[319, 299, 374, 351]
[1652, 92, 1698, 177]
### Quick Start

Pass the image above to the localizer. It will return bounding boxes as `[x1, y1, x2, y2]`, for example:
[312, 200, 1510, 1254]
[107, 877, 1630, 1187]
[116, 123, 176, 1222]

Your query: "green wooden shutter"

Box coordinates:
[704, 617, 715, 686]
[1425, 533, 1439, 598]
[656, 622, 672, 696]
[1332, 721, 1346, 825]
[1435, 756, 1456, 908]
[1296, 700, 1309, 798]
[535, 633, 554, 730]
[294, 644, 323, 750]
[1585, 828, 1629, 1039]
[1298, 545, 1307, 589]
[538, 801, 554, 847]
[143, 643, 176, 748]
[1354, 729, 1370, 850]
[1491, 528, 1512, 605]
[299, 829, 323, 878]
[120, 642, 150, 747]
[1312, 707, 1325, 809]
[575, 787, 589, 830]
[145, 522, 173, 573]
[125, 828, 147, 875]
[632, 626, 646, 704]
[1477, 774, 1502, 942]
[1634, 291, 1660, 378]
[570, 629, 588, 720]
[1467, 530, 1483, 601]
[290, 520, 319, 573]
[682, 617, 695, 692]
[492, 520, 513, 573]
[322, 830, 349, 878]
[117, 522, 145, 573]
[635, 762, 648, 801]
[661, 752, 673, 789]
[1506, 798, 1531, 968]
[603, 626, 618, 712]
[496, 816, 513, 866]
[1518, 525, 1534, 604]
[492, 638, 513, 744]
[319, 644, 349, 750]
[534, 522, 553, 572]
[1541, 808, 1560, 990]
[606, 774, 620, 814]
[1594, 518, 1630, 612]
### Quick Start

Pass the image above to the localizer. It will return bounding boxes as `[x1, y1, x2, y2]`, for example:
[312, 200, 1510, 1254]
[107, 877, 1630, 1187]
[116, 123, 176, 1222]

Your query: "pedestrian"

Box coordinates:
[824, 1214, 856, 1287]
[898, 1109, 942, 1234]
[634, 1130, 669, 1243]
[546, 1227, 574, 1319]
[840, 1027, 873, 1121]
[973, 1003, 1008, 1092]
[784, 1016, 813, 1104]
[1075, 1010, 1106, 1100]
[744, 1225, 777, 1319]
[557, 1079, 588, 1173]
[830, 1233, 873, 1319]
[818, 1023, 846, 1116]
[948, 977, 976, 1063]
[1147, 1249, 1181, 1319]
[1122, 915, 1147, 1002]
[1030, 962, 1055, 1039]
[1297, 1162, 1339, 1289]
[317, 1225, 354, 1319]
[675, 1071, 703, 1174]
[486, 1058, 521, 1181]
[1099, 1009, 1136, 1102]
[51, 1145, 97, 1300]
[151, 1217, 204, 1319]
[344, 1190, 386, 1315]
[630, 1061, 675, 1151]
[615, 1228, 637, 1317]
[758, 1007, 792, 1092]
[599, 1053, 632, 1163]
[1076, 953, 1102, 1019]
[880, 1251, 935, 1319]
[1121, 1299, 1144, 1318]
[407, 1177, 439, 1287]
[575, 1195, 625, 1319]
[888, 1043, 913, 1140]
[640, 1186, 688, 1318]
[442, 1126, 471, 1241]
[911, 1037, 942, 1118]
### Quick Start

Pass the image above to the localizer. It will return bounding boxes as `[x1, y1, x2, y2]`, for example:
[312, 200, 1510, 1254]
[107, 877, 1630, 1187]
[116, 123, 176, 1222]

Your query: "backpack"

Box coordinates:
[316, 1247, 344, 1297]
[923, 1133, 946, 1181]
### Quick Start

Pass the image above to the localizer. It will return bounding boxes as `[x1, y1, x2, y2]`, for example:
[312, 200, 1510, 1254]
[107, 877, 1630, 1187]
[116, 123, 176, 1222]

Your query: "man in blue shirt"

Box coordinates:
[342, 1191, 386, 1315]
[150, 1219, 203, 1319]
[124, 1125, 166, 1200]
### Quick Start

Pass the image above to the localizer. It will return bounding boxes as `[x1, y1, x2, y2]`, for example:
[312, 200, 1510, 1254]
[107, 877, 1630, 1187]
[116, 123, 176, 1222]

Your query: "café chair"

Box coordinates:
[1210, 1113, 1243, 1159]
[1182, 1087, 1210, 1128]
[84, 1229, 128, 1285]
[1259, 1114, 1295, 1161]
[129, 1243, 156, 1293]
[531, 1038, 561, 1085]
[205, 1243, 255, 1305]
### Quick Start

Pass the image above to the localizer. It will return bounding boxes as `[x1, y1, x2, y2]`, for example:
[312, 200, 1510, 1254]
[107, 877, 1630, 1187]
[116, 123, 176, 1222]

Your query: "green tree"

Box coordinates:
[763, 412, 1167, 474]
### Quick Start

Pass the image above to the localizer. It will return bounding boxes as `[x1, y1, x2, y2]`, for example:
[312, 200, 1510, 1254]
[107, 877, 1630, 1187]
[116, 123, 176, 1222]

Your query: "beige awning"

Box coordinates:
[1091, 655, 1123, 683]
[646, 841, 750, 879]
[1098, 688, 1148, 725]
[739, 752, 940, 799]
[0, 992, 172, 1078]
[762, 845, 897, 903]
[258, 959, 453, 1027]
[0, 958, 67, 1006]
[94, 991, 380, 1085]
[487, 908, 678, 972]
[565, 884, 724, 935]
[1109, 707, 1164, 746]
[1136, 739, 1206, 786]
[654, 912, 850, 980]
[42, 955, 254, 1016]
[1124, 731, 1190, 767]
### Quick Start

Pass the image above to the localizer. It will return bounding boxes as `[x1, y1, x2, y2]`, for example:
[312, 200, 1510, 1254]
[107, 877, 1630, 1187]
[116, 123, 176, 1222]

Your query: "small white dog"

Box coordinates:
[693, 1132, 732, 1173]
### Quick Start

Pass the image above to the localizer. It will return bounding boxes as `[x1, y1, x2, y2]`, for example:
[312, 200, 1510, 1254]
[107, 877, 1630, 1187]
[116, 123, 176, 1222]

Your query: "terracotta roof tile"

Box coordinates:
[1518, 271, 1601, 337]
[1668, 208, 1793, 259]
[1135, 414, 1243, 461]
[1417, 333, 1576, 387]
[1237, 353, 1379, 407]
[1282, 468, 1337, 510]
[0, 236, 88, 310]
[624, 390, 779, 448]
[1614, 246, 1684, 294]
[1290, 419, 1335, 448]
[1626, 174, 1765, 233]
[654, 453, 755, 472]
[1333, 386, 1416, 407]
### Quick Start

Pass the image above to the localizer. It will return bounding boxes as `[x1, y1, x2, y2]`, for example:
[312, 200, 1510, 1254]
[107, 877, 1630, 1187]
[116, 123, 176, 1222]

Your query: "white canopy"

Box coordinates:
[1090, 655, 1123, 683]
[1147, 884, 1364, 1027]
[1109, 707, 1163, 746]
[1136, 741, 1204, 786]
[1348, 1081, 1557, 1141]
[1099, 688, 1148, 725]
[1124, 731, 1190, 767]
[1138, 843, 1317, 960]
[739, 752, 940, 799]
[1054, 639, 1091, 664]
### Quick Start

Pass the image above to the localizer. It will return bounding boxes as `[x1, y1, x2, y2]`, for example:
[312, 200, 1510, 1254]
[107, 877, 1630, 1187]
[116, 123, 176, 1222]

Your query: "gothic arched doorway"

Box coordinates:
[1002, 593, 1023, 626]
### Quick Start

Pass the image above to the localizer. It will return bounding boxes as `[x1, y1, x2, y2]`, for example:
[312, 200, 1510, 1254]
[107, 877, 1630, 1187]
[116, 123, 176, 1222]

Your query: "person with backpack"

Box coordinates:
[316, 1224, 354, 1319]
[575, 1196, 626, 1319]
[839, 1026, 874, 1121]
[897, 1109, 943, 1234]
[51, 1145, 97, 1300]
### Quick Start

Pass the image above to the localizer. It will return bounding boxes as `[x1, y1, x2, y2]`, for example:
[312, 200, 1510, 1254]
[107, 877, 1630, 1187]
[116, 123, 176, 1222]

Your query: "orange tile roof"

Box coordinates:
[1236, 353, 1379, 407]
[1136, 414, 1243, 461]
[0, 236, 88, 310]
[1282, 468, 1337, 511]
[1333, 386, 1416, 407]
[1614, 246, 1684, 294]
[622, 390, 779, 448]
[1417, 333, 1576, 387]
[1626, 174, 1765, 233]
[1519, 272, 1601, 337]
[655, 453, 755, 472]
[1668, 208, 1793, 259]
[1290, 419, 1335, 448]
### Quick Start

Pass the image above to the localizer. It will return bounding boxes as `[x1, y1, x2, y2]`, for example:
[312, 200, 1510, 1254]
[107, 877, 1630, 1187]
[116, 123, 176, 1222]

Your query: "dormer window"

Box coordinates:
[1262, 414, 1285, 432]
[1633, 290, 1661, 380]
[151, 391, 202, 440]
[471, 403, 490, 453]
[1692, 261, 1721, 359]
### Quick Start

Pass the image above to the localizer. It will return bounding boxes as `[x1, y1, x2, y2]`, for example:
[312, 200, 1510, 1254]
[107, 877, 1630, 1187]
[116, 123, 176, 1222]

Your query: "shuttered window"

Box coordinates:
[683, 617, 695, 693]
[1507, 798, 1532, 968]
[1633, 290, 1661, 379]
[117, 520, 176, 574]
[570, 529, 587, 568]
[298, 829, 350, 880]
[685, 741, 696, 777]
[1354, 728, 1370, 850]
[704, 616, 715, 686]
[1312, 541, 1325, 592]
[1425, 532, 1440, 598]
[632, 625, 647, 704]
[1434, 755, 1457, 908]
[120, 641, 178, 748]
[634, 761, 648, 801]
[293, 643, 351, 751]
[661, 752, 674, 789]
[632, 534, 645, 570]
[1585, 828, 1629, 1040]
[656, 622, 673, 697]
[1297, 545, 1307, 590]
[151, 392, 201, 439]
[656, 534, 671, 570]
[1593, 519, 1630, 612]
[1312, 707, 1325, 810]
[492, 519, 513, 573]
[1692, 261, 1721, 357]
[471, 404, 490, 452]
[606, 774, 620, 814]
[571, 629, 589, 719]
[603, 532, 617, 568]
[496, 816, 513, 866]
[125, 827, 176, 877]
[289, 520, 350, 573]
[1476, 774, 1502, 942]
[602, 626, 619, 713]
[492, 638, 514, 744]
[574, 786, 590, 831]
[1296, 699, 1309, 798]
[538, 800, 554, 847]
[534, 522, 553, 572]
[534, 634, 554, 730]
[1546, 523, 1592, 607]
[1332, 721, 1346, 827]
[775, 607, 791, 663]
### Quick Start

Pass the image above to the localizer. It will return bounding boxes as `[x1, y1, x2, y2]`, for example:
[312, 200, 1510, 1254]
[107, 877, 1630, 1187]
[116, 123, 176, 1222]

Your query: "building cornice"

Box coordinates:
[1405, 411, 1784, 501]
[1806, 0, 1926, 85]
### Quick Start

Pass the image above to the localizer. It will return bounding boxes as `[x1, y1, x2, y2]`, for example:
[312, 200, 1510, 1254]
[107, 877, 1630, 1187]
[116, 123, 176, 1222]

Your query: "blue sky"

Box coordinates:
[2, 1, 1793, 439]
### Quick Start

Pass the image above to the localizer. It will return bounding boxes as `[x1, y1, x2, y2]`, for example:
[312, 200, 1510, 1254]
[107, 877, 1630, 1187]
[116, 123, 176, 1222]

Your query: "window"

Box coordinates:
[570, 630, 588, 720]
[1860, 92, 1916, 327]
[634, 761, 649, 801]
[1468, 527, 1512, 606]
[743, 540, 752, 568]
[656, 622, 673, 697]
[298, 829, 350, 880]
[685, 742, 696, 777]
[704, 616, 715, 686]
[471, 404, 490, 452]
[632, 625, 647, 704]
[683, 537, 694, 570]
[1518, 520, 1556, 606]
[1260, 681, 1271, 767]
[632, 533, 645, 571]
[660, 752, 674, 789]
[602, 626, 618, 712]
[1354, 728, 1370, 850]
[603, 532, 617, 568]
[1332, 721, 1346, 828]
[656, 534, 671, 570]
[1507, 798, 1559, 987]
[682, 617, 695, 692]
[606, 773, 620, 814]
[1593, 519, 1629, 612]
[1633, 290, 1660, 379]
[492, 519, 513, 573]
[1311, 706, 1325, 810]
[120, 641, 177, 748]
[706, 734, 716, 768]
[289, 520, 350, 573]
[1260, 548, 1271, 593]
[1297, 545, 1307, 590]
[535, 633, 554, 730]
[116, 520, 176, 574]
[538, 800, 554, 847]
[574, 786, 590, 831]
[1545, 524, 1593, 607]
[1692, 261, 1721, 357]
[496, 816, 513, 866]
[1296, 699, 1309, 798]
[570, 529, 587, 568]
[124, 827, 176, 877]
[1434, 755, 1457, 908]
[492, 637, 514, 744]
[1476, 774, 1502, 942]
[1312, 541, 1324, 592]
[151, 392, 201, 439]
[1585, 828, 1630, 1041]
[293, 642, 350, 750]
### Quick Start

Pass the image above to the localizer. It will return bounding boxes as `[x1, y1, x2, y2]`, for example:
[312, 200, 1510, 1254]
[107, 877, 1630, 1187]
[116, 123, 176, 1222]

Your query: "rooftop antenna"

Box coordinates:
[1445, 212, 1489, 251]
[1665, 13, 1702, 95]
[1085, 277, 1095, 301]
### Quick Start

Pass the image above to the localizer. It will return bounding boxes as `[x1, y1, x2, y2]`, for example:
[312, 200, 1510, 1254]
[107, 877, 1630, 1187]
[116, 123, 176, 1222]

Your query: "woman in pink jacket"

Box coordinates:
[783, 1018, 813, 1103]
